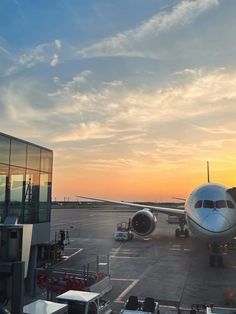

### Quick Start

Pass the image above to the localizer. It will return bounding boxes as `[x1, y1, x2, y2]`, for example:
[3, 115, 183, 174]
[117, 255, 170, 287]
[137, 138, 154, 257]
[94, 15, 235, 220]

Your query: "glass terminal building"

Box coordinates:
[0, 132, 53, 242]
[0, 132, 53, 293]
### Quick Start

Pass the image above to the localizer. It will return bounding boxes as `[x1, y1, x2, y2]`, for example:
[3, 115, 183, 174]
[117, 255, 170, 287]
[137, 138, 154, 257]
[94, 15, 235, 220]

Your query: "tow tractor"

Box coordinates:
[120, 296, 159, 314]
[57, 290, 112, 314]
[114, 220, 133, 241]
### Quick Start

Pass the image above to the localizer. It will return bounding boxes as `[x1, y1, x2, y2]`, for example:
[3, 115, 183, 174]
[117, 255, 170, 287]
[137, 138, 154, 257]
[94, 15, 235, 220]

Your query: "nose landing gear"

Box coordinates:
[175, 217, 189, 238]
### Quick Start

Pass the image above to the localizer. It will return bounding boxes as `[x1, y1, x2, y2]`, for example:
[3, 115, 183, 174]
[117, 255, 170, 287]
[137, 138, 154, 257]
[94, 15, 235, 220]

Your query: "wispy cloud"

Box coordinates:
[50, 54, 59, 66]
[0, 45, 11, 57]
[18, 40, 62, 68]
[2, 66, 236, 170]
[43, 67, 236, 170]
[195, 126, 236, 135]
[5, 39, 62, 75]
[52, 122, 116, 142]
[77, 0, 219, 59]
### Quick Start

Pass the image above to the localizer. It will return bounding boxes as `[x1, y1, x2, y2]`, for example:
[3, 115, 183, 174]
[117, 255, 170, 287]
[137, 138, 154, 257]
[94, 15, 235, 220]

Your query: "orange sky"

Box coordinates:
[52, 158, 236, 202]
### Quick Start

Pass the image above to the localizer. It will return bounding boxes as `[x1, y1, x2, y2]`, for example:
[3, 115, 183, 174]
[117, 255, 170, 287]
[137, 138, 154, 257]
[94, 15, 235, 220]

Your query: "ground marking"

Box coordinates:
[57, 248, 83, 266]
[114, 279, 139, 303]
[114, 263, 154, 303]
[67, 248, 83, 259]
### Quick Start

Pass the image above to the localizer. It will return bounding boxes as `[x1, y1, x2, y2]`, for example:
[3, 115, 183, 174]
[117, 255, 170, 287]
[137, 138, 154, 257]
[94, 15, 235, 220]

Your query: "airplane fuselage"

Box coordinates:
[185, 183, 236, 243]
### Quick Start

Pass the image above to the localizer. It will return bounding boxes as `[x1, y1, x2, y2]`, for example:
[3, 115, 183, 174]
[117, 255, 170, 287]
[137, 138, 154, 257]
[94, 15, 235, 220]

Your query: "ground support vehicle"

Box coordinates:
[206, 305, 236, 314]
[57, 290, 112, 314]
[189, 304, 236, 314]
[114, 221, 133, 241]
[120, 296, 159, 314]
[23, 299, 68, 314]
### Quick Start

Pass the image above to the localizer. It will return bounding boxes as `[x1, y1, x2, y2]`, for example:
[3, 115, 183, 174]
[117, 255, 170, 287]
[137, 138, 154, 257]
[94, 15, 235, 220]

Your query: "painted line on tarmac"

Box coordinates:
[114, 263, 154, 303]
[111, 244, 123, 255]
[114, 279, 139, 303]
[67, 248, 83, 259]
[56, 248, 83, 266]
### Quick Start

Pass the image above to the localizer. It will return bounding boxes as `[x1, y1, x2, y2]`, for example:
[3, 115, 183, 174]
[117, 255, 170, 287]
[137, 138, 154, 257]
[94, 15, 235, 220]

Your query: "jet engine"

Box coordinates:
[131, 209, 157, 236]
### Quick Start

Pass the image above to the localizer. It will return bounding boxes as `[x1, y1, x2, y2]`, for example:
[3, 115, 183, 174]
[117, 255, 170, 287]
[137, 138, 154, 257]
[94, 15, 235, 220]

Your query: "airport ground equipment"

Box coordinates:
[206, 305, 236, 314]
[189, 304, 236, 314]
[37, 268, 110, 297]
[175, 217, 189, 239]
[120, 296, 160, 314]
[55, 229, 70, 251]
[114, 221, 133, 241]
[57, 290, 112, 314]
[23, 299, 68, 314]
[37, 229, 70, 264]
[37, 255, 111, 298]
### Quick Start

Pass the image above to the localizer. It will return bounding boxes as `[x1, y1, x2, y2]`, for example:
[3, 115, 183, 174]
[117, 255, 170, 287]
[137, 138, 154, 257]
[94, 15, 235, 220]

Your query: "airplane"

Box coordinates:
[77, 163, 236, 267]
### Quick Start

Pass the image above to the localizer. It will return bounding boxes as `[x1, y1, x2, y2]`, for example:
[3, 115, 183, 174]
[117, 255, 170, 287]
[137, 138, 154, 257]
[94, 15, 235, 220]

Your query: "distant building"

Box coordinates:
[0, 132, 53, 291]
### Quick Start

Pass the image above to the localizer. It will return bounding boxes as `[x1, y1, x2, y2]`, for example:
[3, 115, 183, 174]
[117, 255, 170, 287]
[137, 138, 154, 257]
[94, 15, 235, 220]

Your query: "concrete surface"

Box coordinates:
[49, 205, 236, 313]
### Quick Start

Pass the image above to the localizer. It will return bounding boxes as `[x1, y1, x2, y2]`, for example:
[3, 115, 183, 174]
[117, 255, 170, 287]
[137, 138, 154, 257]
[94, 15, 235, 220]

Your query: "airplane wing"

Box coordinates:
[76, 195, 186, 216]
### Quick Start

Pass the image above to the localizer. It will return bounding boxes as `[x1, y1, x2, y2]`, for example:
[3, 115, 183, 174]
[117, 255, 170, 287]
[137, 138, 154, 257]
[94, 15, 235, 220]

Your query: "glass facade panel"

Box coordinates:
[0, 133, 52, 224]
[9, 166, 25, 219]
[25, 170, 40, 223]
[27, 144, 41, 170]
[0, 135, 10, 164]
[41, 149, 53, 173]
[10, 139, 27, 167]
[39, 173, 50, 222]
[0, 164, 9, 223]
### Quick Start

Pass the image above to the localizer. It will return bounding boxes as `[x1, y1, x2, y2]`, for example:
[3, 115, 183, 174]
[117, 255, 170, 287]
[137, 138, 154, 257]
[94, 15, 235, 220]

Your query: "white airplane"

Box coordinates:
[77, 165, 236, 267]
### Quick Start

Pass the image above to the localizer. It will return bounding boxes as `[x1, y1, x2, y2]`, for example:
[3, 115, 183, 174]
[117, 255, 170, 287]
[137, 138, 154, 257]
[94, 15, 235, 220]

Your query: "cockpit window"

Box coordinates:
[196, 199, 234, 209]
[194, 200, 202, 208]
[227, 200, 235, 209]
[203, 200, 214, 208]
[215, 200, 226, 208]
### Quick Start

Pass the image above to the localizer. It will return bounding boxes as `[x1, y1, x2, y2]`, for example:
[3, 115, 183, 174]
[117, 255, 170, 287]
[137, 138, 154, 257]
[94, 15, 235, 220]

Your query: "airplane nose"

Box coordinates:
[202, 212, 230, 232]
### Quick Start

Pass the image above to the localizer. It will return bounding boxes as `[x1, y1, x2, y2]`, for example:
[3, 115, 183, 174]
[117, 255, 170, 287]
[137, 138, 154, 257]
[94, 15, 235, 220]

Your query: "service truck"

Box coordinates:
[57, 290, 112, 314]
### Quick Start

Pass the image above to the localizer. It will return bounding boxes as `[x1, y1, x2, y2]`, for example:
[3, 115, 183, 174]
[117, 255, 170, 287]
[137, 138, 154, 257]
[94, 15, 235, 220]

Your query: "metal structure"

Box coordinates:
[0, 132, 53, 312]
[114, 221, 133, 241]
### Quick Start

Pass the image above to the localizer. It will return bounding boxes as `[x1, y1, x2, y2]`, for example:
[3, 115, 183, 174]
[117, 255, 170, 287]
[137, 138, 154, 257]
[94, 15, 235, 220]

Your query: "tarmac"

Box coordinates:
[49, 204, 236, 313]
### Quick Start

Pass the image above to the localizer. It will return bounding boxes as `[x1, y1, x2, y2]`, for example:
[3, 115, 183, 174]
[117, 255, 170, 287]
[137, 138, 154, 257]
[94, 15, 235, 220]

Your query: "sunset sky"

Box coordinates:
[1, 0, 236, 201]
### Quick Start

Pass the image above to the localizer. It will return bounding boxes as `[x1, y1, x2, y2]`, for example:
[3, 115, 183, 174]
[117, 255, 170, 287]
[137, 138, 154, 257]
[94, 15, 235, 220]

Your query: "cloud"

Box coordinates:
[4, 40, 62, 75]
[18, 43, 51, 67]
[77, 0, 219, 59]
[51, 122, 116, 142]
[2, 66, 236, 171]
[43, 66, 236, 176]
[71, 70, 92, 84]
[50, 54, 59, 66]
[194, 126, 236, 135]
[55, 39, 62, 50]
[0, 46, 11, 57]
